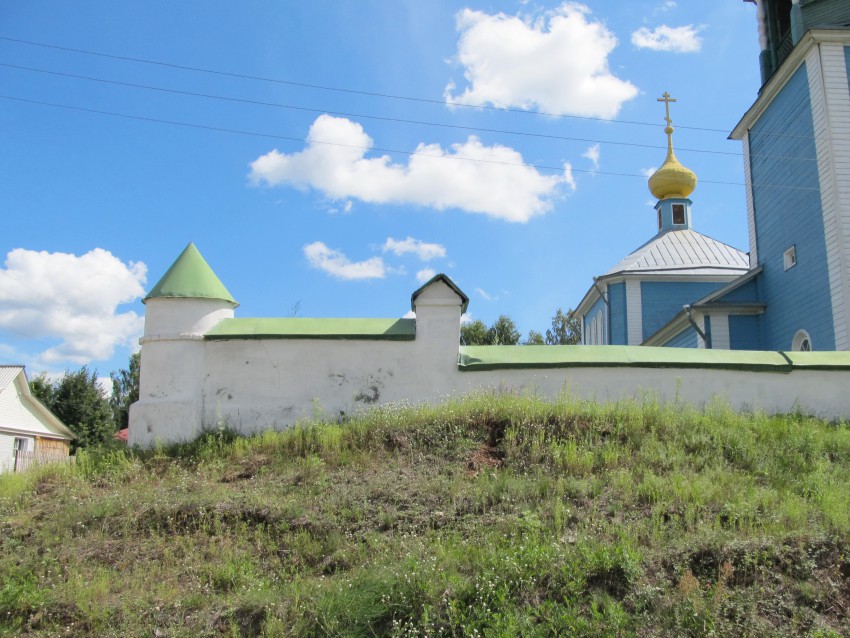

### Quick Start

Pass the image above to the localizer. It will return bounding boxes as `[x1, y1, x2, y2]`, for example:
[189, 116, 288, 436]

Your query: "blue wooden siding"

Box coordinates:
[802, 1, 850, 30]
[656, 198, 692, 232]
[640, 281, 727, 342]
[585, 295, 607, 344]
[662, 325, 698, 348]
[748, 63, 835, 350]
[608, 282, 627, 345]
[729, 315, 763, 350]
[714, 277, 761, 303]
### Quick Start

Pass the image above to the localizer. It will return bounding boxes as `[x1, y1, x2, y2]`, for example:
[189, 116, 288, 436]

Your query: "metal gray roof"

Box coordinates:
[604, 229, 749, 277]
[0, 366, 24, 391]
[0, 365, 76, 440]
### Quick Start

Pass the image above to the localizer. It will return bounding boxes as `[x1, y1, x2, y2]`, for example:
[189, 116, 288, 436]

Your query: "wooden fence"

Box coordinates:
[14, 450, 75, 473]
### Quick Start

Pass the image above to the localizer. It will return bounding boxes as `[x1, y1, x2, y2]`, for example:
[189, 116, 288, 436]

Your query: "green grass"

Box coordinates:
[1, 393, 849, 637]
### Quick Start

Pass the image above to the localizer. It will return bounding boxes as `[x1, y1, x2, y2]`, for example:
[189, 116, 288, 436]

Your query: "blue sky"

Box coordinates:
[0, 1, 763, 378]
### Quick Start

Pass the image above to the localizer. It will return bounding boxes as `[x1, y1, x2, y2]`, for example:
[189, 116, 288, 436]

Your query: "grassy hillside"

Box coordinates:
[2, 394, 849, 637]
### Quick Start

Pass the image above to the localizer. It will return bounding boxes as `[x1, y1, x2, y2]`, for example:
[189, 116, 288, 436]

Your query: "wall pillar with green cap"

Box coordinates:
[129, 244, 238, 447]
[411, 275, 467, 391]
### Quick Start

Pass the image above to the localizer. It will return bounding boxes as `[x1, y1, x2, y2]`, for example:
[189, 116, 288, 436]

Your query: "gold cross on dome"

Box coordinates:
[658, 92, 676, 126]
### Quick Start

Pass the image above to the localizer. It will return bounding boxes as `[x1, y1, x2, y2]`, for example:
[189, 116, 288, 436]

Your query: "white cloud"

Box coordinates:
[96, 376, 114, 397]
[0, 248, 146, 365]
[640, 166, 658, 178]
[460, 312, 473, 325]
[388, 265, 407, 276]
[654, 0, 677, 14]
[250, 115, 570, 223]
[445, 3, 638, 119]
[564, 162, 576, 191]
[303, 241, 386, 281]
[416, 268, 437, 284]
[475, 287, 496, 301]
[0, 342, 21, 360]
[402, 310, 416, 319]
[582, 144, 600, 170]
[383, 237, 446, 261]
[631, 25, 703, 53]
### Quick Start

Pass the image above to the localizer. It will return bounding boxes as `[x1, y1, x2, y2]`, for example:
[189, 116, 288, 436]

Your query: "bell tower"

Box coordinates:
[748, 0, 850, 84]
[733, 0, 850, 350]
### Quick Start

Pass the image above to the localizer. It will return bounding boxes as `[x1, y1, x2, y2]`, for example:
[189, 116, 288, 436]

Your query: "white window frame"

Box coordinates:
[672, 203, 686, 225]
[589, 308, 605, 345]
[792, 329, 812, 351]
[783, 245, 797, 271]
[588, 312, 599, 344]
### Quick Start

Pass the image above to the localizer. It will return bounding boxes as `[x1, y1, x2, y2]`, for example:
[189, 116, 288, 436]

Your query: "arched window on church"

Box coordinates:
[792, 329, 812, 351]
[598, 310, 604, 345]
[589, 309, 605, 345]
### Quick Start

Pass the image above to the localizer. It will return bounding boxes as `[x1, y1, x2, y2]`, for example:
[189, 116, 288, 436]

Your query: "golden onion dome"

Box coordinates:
[648, 93, 697, 200]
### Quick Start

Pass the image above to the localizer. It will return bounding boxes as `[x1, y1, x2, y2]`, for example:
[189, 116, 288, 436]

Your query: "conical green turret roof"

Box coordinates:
[144, 243, 237, 305]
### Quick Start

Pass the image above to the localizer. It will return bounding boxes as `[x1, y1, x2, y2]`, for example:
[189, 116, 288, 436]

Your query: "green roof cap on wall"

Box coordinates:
[205, 318, 415, 340]
[144, 243, 238, 305]
[457, 345, 850, 372]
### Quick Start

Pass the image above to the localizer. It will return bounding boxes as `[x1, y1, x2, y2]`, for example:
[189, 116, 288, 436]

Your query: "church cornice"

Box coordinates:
[573, 271, 747, 319]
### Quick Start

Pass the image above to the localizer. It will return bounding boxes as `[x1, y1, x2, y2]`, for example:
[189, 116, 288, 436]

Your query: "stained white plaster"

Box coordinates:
[755, 0, 768, 51]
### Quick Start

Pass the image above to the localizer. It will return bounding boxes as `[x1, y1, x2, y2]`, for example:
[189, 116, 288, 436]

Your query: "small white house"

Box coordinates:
[0, 365, 75, 473]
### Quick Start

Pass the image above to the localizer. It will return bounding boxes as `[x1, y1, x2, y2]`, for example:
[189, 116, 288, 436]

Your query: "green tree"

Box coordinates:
[524, 330, 545, 345]
[545, 308, 582, 345]
[487, 315, 521, 345]
[461, 316, 522, 346]
[460, 319, 490, 346]
[31, 367, 115, 450]
[29, 374, 55, 407]
[110, 352, 140, 430]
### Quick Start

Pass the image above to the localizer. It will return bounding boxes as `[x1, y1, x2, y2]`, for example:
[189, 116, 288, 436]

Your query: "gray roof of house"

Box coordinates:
[603, 229, 749, 277]
[0, 365, 23, 391]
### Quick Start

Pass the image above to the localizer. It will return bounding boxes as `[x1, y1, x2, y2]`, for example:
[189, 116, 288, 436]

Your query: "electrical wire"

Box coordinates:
[0, 62, 727, 157]
[0, 36, 822, 142]
[0, 62, 820, 164]
[0, 94, 820, 191]
[0, 35, 736, 133]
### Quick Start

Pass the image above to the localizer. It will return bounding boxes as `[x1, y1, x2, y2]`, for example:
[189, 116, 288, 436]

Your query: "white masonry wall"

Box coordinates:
[129, 282, 850, 447]
[451, 367, 850, 421]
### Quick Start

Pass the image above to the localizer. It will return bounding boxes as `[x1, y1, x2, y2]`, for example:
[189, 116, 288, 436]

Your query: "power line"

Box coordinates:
[0, 62, 738, 157]
[0, 313, 58, 350]
[0, 35, 821, 143]
[0, 94, 819, 192]
[0, 34, 736, 134]
[0, 62, 819, 164]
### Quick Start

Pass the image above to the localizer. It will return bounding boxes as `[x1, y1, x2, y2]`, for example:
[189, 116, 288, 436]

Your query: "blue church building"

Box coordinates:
[575, 0, 850, 352]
